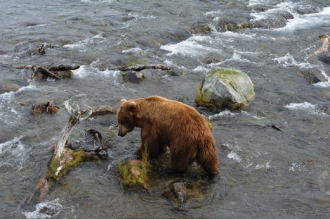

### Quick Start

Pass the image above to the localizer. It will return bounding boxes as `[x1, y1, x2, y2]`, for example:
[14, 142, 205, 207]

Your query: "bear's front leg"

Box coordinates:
[136, 128, 161, 158]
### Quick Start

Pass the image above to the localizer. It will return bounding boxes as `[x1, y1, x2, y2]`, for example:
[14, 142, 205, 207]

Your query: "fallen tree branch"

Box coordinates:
[53, 101, 92, 159]
[0, 61, 80, 80]
[105, 64, 171, 72]
[19, 101, 112, 209]
[306, 34, 330, 59]
[37, 66, 62, 80]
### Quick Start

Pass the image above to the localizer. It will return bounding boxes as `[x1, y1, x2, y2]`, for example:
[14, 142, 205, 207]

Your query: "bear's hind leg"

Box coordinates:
[197, 149, 218, 178]
[170, 151, 191, 173]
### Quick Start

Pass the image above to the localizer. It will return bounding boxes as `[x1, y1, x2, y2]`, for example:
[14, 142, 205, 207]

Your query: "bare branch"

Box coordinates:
[0, 61, 80, 80]
[105, 64, 171, 71]
[54, 101, 92, 159]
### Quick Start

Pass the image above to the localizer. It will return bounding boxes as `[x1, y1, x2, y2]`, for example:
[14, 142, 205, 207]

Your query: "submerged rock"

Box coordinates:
[250, 12, 293, 29]
[162, 28, 192, 42]
[294, 5, 320, 15]
[196, 68, 255, 109]
[189, 22, 213, 34]
[0, 83, 20, 93]
[212, 6, 253, 32]
[319, 53, 330, 65]
[217, 18, 250, 31]
[301, 69, 328, 84]
[162, 179, 204, 211]
[122, 71, 145, 84]
[171, 182, 188, 211]
[118, 157, 149, 189]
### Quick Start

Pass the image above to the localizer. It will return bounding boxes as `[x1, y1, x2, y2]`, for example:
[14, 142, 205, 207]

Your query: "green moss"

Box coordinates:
[240, 21, 250, 29]
[122, 71, 127, 77]
[194, 85, 216, 108]
[68, 150, 85, 168]
[204, 117, 213, 130]
[47, 149, 85, 182]
[207, 68, 255, 105]
[66, 70, 74, 78]
[118, 145, 150, 189]
[226, 2, 237, 6]
[231, 102, 245, 110]
[187, 183, 203, 199]
[126, 58, 150, 67]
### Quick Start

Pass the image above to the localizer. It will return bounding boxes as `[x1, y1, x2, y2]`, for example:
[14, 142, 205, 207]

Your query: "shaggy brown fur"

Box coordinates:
[116, 95, 218, 177]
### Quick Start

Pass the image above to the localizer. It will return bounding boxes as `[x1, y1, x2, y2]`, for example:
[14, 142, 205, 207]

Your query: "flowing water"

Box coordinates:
[1, 0, 330, 218]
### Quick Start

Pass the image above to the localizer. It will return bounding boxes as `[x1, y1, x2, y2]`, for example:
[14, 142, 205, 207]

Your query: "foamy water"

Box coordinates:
[63, 34, 105, 51]
[279, 6, 330, 31]
[22, 198, 64, 219]
[284, 102, 327, 116]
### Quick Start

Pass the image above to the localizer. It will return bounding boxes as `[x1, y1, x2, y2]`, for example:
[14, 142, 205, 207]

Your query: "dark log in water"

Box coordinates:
[0, 61, 80, 80]
[105, 64, 171, 71]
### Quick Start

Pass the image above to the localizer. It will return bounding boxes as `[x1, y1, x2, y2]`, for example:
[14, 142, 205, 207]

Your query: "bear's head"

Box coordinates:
[117, 99, 138, 137]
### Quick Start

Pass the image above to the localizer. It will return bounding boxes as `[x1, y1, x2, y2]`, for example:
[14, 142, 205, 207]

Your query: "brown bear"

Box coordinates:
[116, 95, 218, 178]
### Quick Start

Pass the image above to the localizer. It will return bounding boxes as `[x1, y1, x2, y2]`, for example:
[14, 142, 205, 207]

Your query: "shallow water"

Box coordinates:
[1, 0, 330, 218]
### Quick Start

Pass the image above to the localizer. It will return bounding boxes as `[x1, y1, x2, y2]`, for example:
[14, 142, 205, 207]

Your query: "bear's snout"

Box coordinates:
[118, 126, 127, 137]
[118, 131, 126, 137]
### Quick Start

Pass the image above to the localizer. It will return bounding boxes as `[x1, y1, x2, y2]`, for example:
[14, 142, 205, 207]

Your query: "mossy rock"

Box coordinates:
[118, 145, 150, 189]
[189, 22, 213, 34]
[122, 71, 145, 84]
[196, 68, 255, 110]
[218, 18, 250, 31]
[118, 159, 149, 189]
[0, 83, 20, 93]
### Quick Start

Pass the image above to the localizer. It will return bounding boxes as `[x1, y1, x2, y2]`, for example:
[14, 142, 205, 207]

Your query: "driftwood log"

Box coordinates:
[1, 61, 170, 81]
[102, 64, 171, 71]
[20, 101, 114, 209]
[306, 34, 330, 59]
[0, 61, 80, 80]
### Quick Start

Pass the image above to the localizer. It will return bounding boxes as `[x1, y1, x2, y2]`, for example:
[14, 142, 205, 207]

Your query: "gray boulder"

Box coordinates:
[196, 68, 255, 109]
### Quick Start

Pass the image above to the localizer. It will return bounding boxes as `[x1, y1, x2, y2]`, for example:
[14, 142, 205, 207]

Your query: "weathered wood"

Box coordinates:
[26, 172, 50, 204]
[105, 64, 171, 71]
[48, 64, 80, 71]
[1, 61, 169, 79]
[37, 66, 62, 80]
[306, 34, 330, 59]
[91, 105, 116, 116]
[21, 101, 94, 207]
[0, 61, 80, 80]
[54, 101, 92, 159]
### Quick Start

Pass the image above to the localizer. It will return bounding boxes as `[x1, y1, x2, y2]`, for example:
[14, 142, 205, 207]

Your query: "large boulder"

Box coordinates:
[196, 68, 255, 110]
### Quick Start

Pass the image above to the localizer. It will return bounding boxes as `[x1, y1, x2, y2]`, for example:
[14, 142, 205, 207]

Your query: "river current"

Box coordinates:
[1, 0, 330, 218]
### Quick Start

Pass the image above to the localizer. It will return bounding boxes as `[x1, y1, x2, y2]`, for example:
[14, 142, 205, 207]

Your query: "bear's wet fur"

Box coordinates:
[117, 95, 218, 178]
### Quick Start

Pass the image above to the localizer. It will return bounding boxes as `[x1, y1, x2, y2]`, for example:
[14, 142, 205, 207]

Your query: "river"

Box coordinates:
[1, 0, 330, 218]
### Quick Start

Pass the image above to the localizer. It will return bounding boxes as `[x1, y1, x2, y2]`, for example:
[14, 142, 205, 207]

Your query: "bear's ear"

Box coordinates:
[120, 99, 127, 104]
[127, 101, 136, 112]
